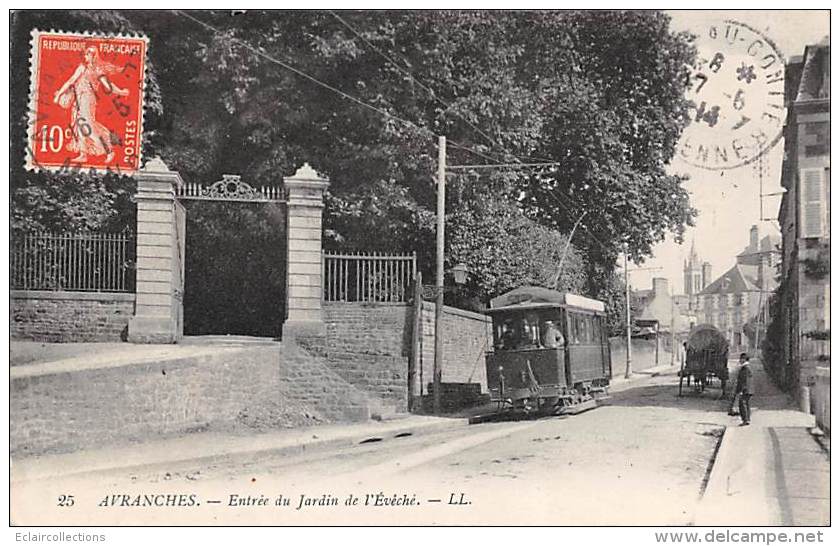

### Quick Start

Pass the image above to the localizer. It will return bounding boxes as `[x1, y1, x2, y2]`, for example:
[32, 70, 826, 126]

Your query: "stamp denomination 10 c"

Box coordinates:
[27, 30, 148, 174]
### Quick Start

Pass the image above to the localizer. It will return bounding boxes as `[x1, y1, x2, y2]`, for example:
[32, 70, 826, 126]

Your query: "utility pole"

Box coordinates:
[619, 262, 663, 378]
[624, 246, 632, 379]
[670, 297, 677, 367]
[433, 135, 445, 415]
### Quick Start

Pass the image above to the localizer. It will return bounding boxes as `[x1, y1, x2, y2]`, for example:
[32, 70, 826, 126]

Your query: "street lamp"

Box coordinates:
[451, 262, 469, 285]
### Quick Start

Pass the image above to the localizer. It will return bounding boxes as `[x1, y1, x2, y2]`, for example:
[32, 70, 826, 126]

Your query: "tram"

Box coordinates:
[482, 286, 612, 416]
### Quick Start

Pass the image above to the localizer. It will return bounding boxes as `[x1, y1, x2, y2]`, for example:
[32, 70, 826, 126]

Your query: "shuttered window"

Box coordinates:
[800, 168, 827, 238]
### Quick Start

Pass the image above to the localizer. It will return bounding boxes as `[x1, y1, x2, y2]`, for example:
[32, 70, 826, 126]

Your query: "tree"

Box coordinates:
[10, 10, 698, 317]
[515, 11, 698, 287]
[446, 183, 587, 310]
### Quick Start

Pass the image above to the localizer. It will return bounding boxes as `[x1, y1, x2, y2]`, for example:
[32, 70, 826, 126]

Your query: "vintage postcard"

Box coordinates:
[8, 8, 830, 532]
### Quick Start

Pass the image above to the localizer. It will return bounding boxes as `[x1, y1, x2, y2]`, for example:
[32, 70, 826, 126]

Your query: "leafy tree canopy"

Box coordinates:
[10, 10, 697, 308]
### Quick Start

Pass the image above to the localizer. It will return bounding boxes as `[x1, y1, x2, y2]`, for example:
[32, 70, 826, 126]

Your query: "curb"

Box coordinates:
[692, 424, 734, 524]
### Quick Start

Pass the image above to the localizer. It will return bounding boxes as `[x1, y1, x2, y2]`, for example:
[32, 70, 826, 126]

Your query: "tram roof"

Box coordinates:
[487, 286, 606, 314]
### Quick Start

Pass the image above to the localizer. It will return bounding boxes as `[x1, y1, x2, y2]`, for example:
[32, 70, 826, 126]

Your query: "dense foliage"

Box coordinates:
[762, 281, 792, 392]
[182, 202, 286, 337]
[10, 10, 697, 322]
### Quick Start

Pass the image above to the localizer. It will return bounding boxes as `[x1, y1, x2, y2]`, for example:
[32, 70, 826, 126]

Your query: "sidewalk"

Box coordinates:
[694, 364, 829, 526]
[11, 414, 464, 483]
[610, 361, 680, 388]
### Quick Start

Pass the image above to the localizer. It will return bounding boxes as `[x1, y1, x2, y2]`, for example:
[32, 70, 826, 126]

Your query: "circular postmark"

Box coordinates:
[678, 20, 785, 170]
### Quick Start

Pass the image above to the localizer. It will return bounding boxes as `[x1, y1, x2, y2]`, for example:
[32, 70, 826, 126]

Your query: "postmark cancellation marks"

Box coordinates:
[26, 29, 149, 175]
[678, 20, 786, 170]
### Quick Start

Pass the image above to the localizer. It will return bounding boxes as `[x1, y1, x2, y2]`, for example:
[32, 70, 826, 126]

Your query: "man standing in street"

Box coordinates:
[731, 353, 754, 425]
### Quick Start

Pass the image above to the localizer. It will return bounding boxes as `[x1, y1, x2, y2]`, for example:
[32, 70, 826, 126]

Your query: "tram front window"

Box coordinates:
[494, 315, 540, 350]
[514, 318, 536, 349]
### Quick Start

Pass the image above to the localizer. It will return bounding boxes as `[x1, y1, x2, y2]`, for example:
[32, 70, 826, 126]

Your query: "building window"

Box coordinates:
[800, 168, 827, 238]
[734, 294, 743, 306]
[804, 121, 829, 157]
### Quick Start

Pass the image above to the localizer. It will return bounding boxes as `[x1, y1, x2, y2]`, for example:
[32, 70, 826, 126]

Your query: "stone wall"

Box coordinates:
[811, 367, 830, 435]
[299, 303, 413, 413]
[296, 301, 492, 414]
[10, 343, 370, 456]
[418, 302, 491, 395]
[796, 242, 830, 388]
[10, 290, 135, 342]
[609, 337, 673, 377]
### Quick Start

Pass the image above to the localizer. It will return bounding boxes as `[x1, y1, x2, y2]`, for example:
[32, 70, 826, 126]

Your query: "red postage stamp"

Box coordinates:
[26, 30, 148, 174]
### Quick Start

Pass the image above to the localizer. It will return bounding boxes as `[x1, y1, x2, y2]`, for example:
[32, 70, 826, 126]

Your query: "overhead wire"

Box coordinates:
[176, 10, 615, 256]
[328, 10, 579, 167]
[328, 9, 524, 166]
[176, 10, 511, 166]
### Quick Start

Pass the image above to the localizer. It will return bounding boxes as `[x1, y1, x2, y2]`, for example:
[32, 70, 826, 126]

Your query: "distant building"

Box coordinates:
[683, 240, 712, 296]
[692, 226, 779, 353]
[633, 277, 680, 365]
[635, 277, 673, 330]
[672, 294, 695, 332]
[775, 39, 830, 396]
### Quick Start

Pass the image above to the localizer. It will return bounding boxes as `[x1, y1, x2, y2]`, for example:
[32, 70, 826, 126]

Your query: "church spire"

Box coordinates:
[689, 238, 698, 265]
[684, 238, 703, 295]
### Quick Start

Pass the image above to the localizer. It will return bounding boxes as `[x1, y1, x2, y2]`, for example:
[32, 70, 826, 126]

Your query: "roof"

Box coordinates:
[796, 43, 830, 102]
[634, 288, 654, 301]
[488, 286, 605, 313]
[737, 234, 781, 263]
[699, 264, 761, 295]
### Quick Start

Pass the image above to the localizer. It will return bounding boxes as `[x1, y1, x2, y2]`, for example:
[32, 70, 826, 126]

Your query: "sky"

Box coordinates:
[627, 10, 829, 294]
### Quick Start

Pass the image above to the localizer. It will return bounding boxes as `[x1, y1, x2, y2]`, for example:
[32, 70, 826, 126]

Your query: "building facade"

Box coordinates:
[691, 226, 779, 353]
[775, 40, 830, 396]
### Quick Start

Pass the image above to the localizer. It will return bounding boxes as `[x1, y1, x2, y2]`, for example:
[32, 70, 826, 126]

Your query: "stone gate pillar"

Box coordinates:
[283, 163, 329, 338]
[128, 158, 184, 343]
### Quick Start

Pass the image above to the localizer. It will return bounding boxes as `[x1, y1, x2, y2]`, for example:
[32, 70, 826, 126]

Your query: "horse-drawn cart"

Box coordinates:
[679, 324, 729, 397]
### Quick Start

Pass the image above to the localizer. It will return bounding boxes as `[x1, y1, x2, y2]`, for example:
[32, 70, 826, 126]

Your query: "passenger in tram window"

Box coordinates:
[498, 320, 516, 350]
[541, 320, 565, 349]
[515, 317, 538, 349]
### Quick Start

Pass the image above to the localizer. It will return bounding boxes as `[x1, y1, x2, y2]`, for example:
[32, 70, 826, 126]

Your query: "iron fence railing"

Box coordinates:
[323, 251, 416, 303]
[10, 231, 136, 292]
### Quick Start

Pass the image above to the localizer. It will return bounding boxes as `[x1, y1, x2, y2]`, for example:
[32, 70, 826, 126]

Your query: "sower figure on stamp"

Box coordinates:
[730, 353, 754, 425]
[53, 46, 128, 164]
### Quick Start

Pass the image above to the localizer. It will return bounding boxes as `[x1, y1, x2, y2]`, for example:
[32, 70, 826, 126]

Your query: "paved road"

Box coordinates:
[13, 369, 740, 525]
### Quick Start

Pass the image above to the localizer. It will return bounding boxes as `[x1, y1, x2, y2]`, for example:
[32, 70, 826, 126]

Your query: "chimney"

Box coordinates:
[749, 225, 759, 252]
[702, 262, 712, 288]
[652, 277, 669, 297]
